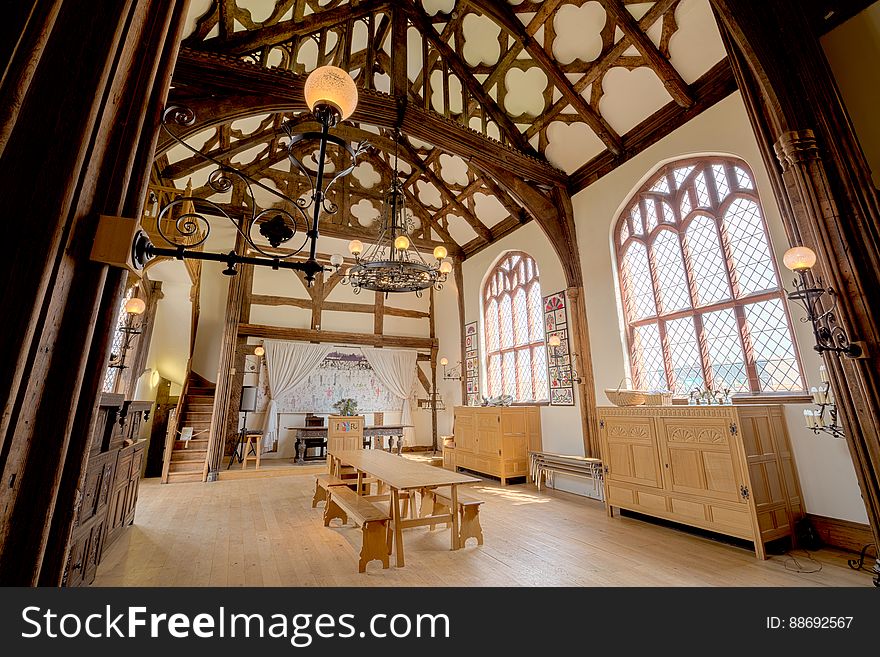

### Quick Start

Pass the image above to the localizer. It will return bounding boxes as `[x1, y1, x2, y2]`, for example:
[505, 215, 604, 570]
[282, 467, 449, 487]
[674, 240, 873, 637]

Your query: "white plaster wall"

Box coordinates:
[822, 4, 880, 188]
[571, 92, 868, 523]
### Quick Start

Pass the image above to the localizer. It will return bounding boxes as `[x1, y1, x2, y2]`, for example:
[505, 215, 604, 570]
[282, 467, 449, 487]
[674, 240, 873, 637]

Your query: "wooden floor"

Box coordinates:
[94, 474, 874, 587]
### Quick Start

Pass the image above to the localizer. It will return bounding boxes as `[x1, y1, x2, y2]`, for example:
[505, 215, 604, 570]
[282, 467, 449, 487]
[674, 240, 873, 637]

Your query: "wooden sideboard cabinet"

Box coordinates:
[327, 415, 365, 455]
[598, 405, 804, 559]
[452, 406, 542, 485]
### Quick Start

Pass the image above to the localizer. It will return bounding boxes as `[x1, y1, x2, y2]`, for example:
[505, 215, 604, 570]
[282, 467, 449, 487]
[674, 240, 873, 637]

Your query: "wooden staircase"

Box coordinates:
[164, 374, 215, 483]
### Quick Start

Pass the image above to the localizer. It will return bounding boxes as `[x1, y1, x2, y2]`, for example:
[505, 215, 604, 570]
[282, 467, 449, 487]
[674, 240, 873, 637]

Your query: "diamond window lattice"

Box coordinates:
[701, 308, 749, 391]
[532, 346, 549, 401]
[631, 206, 643, 236]
[712, 164, 730, 203]
[726, 198, 778, 295]
[664, 317, 705, 394]
[680, 190, 692, 218]
[527, 283, 543, 343]
[735, 167, 753, 189]
[671, 166, 694, 190]
[660, 201, 675, 225]
[650, 175, 670, 194]
[632, 323, 666, 391]
[652, 230, 691, 313]
[744, 299, 803, 391]
[620, 220, 630, 244]
[684, 215, 731, 305]
[694, 171, 711, 208]
[622, 242, 657, 320]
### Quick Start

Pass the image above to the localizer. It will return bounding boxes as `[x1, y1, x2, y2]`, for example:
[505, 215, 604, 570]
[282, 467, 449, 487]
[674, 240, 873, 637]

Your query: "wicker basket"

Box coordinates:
[643, 392, 674, 406]
[604, 387, 647, 406]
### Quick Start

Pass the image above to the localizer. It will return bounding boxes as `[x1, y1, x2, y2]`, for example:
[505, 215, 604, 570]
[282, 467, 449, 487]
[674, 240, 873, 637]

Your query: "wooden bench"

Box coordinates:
[420, 486, 484, 547]
[312, 474, 352, 508]
[323, 486, 390, 572]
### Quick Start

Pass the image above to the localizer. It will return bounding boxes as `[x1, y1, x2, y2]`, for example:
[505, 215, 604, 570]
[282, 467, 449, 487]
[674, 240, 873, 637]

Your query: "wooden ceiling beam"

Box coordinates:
[238, 324, 437, 350]
[198, 0, 390, 55]
[603, 0, 693, 108]
[524, 0, 677, 139]
[167, 49, 566, 187]
[468, 0, 623, 155]
[468, 163, 530, 222]
[403, 3, 538, 156]
[568, 59, 736, 193]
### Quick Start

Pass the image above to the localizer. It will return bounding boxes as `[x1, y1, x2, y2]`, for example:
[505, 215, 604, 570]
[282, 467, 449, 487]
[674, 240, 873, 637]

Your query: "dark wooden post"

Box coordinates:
[711, 0, 880, 547]
[0, 0, 190, 585]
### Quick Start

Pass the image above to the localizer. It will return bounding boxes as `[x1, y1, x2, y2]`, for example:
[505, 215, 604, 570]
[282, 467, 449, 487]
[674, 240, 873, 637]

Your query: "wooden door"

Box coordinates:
[328, 415, 364, 454]
[658, 417, 745, 504]
[476, 410, 501, 458]
[599, 415, 663, 488]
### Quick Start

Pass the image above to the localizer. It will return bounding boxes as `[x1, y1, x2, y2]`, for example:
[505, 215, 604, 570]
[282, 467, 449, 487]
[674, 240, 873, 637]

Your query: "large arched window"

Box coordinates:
[615, 157, 804, 395]
[483, 252, 549, 402]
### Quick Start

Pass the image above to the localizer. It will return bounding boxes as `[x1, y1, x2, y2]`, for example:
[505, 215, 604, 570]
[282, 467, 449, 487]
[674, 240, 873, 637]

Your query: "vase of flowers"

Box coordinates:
[333, 398, 358, 416]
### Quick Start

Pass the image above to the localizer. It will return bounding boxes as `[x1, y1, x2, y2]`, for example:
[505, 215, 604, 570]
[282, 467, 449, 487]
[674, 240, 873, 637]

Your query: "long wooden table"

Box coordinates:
[332, 450, 480, 567]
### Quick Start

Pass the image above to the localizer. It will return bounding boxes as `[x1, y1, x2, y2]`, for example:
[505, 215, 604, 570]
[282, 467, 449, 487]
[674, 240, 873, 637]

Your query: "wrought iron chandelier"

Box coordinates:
[128, 66, 368, 286]
[333, 128, 452, 296]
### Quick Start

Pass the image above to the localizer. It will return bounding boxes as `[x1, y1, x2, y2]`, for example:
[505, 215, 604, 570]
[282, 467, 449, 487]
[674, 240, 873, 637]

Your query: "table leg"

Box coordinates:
[391, 488, 405, 567]
[256, 437, 261, 470]
[450, 485, 460, 550]
[357, 470, 363, 496]
[295, 438, 305, 464]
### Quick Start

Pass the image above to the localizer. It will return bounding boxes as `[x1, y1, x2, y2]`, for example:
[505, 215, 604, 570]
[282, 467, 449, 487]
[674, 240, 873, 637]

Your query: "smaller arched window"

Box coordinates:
[482, 252, 548, 402]
[615, 157, 804, 395]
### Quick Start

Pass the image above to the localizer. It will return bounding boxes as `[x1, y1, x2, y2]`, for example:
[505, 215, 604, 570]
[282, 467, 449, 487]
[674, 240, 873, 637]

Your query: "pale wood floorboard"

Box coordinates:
[94, 475, 874, 587]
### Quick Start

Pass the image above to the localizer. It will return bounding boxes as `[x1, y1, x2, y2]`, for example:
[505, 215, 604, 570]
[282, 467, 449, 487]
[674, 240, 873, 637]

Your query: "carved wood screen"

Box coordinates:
[483, 252, 548, 402]
[615, 157, 804, 395]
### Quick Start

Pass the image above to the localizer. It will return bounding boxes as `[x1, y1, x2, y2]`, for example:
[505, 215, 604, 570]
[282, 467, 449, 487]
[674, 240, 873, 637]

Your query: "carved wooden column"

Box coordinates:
[712, 0, 880, 546]
[0, 0, 190, 585]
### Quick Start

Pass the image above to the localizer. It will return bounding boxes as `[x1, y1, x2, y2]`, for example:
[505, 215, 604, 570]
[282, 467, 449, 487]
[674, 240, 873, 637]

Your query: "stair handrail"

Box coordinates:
[160, 360, 192, 483]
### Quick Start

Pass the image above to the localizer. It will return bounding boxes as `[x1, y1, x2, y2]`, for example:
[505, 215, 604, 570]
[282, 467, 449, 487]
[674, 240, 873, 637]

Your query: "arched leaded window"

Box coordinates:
[483, 252, 548, 402]
[615, 157, 804, 395]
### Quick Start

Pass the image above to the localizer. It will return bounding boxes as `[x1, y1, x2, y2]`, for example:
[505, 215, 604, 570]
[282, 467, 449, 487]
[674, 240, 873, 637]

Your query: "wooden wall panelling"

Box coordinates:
[0, 0, 188, 586]
[711, 0, 880, 549]
[806, 514, 875, 554]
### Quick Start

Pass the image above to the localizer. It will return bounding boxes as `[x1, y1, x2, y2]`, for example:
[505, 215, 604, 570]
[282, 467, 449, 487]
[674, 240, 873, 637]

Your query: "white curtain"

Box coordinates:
[361, 347, 418, 446]
[261, 340, 332, 442]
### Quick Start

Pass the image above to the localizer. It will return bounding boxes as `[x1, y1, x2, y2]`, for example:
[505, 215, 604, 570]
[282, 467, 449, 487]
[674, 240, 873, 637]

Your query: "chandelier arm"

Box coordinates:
[154, 197, 212, 248]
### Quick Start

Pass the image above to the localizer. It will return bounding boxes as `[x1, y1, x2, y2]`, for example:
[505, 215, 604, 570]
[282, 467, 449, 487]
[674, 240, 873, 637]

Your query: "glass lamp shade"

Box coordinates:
[433, 245, 448, 260]
[440, 357, 449, 366]
[782, 246, 817, 272]
[547, 334, 561, 348]
[394, 235, 410, 250]
[304, 66, 358, 121]
[329, 253, 344, 267]
[254, 345, 265, 357]
[439, 260, 452, 274]
[348, 239, 363, 255]
[124, 297, 146, 315]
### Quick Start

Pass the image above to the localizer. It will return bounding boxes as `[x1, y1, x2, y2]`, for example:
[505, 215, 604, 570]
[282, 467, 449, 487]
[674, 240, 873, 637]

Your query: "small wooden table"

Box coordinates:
[332, 449, 480, 567]
[288, 425, 407, 462]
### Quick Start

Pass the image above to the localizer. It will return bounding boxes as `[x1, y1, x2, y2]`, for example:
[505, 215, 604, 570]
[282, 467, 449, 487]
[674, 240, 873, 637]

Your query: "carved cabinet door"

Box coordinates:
[599, 415, 663, 488]
[657, 417, 745, 504]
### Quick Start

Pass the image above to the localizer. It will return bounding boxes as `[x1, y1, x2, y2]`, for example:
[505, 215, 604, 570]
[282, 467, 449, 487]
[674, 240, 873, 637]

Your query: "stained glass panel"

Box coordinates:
[702, 308, 749, 391]
[632, 323, 666, 391]
[652, 230, 691, 313]
[726, 198, 778, 295]
[622, 242, 657, 320]
[665, 317, 705, 393]
[745, 299, 803, 391]
[685, 215, 731, 305]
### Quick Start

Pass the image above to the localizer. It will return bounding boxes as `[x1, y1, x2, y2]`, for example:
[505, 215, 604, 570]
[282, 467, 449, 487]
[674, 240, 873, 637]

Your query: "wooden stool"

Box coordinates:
[242, 432, 261, 470]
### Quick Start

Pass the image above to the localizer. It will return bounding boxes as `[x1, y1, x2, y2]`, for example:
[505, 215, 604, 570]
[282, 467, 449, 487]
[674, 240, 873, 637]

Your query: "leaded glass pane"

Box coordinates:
[702, 308, 749, 391]
[744, 299, 802, 391]
[500, 294, 513, 348]
[527, 283, 543, 343]
[532, 346, 548, 400]
[735, 166, 753, 189]
[725, 198, 778, 295]
[487, 298, 499, 351]
[622, 242, 656, 320]
[685, 215, 731, 306]
[660, 201, 675, 224]
[712, 164, 730, 203]
[694, 171, 711, 208]
[672, 166, 694, 189]
[652, 230, 691, 313]
[632, 323, 666, 391]
[665, 317, 705, 393]
[516, 349, 533, 400]
[620, 220, 630, 244]
[488, 354, 502, 397]
[513, 288, 528, 346]
[650, 175, 670, 194]
[631, 206, 643, 236]
[680, 190, 692, 218]
[502, 351, 516, 397]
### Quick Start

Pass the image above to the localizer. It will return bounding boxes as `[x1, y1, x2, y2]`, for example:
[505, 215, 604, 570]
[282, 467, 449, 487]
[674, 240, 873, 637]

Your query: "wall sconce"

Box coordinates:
[782, 246, 865, 358]
[803, 368, 844, 438]
[547, 334, 582, 384]
[439, 357, 462, 381]
[109, 297, 147, 370]
[253, 344, 265, 357]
